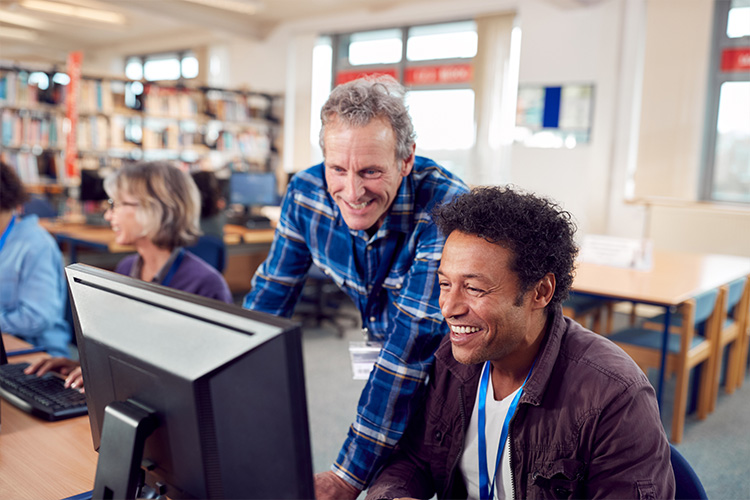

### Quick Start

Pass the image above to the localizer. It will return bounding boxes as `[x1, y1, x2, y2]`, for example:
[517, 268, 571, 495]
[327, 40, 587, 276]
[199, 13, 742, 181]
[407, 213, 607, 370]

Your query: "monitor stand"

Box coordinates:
[92, 400, 158, 500]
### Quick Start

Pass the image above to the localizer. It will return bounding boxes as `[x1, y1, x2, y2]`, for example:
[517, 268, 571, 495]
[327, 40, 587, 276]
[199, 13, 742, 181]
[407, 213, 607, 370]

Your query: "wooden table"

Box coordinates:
[0, 335, 98, 499]
[573, 250, 750, 407]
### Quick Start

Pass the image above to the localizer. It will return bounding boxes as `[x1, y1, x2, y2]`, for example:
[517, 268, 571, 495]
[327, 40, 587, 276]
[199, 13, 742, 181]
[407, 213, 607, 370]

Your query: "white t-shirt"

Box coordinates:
[460, 373, 521, 500]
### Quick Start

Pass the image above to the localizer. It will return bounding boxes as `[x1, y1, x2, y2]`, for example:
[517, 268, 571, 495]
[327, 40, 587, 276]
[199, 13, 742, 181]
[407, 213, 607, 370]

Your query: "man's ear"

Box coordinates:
[400, 143, 416, 177]
[532, 273, 556, 310]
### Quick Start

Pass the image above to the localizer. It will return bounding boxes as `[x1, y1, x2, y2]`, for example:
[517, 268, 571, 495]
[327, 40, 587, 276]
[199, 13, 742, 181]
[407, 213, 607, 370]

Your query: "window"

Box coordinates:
[406, 21, 477, 61]
[124, 51, 199, 82]
[319, 21, 477, 157]
[702, 0, 750, 203]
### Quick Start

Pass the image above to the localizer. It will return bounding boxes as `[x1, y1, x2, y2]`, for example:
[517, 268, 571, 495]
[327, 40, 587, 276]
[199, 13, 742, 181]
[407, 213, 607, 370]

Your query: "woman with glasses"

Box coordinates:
[102, 161, 232, 302]
[26, 161, 233, 388]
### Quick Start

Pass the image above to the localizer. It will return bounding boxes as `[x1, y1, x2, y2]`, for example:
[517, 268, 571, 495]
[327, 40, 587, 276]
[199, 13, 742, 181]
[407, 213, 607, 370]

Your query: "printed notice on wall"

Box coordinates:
[514, 83, 595, 148]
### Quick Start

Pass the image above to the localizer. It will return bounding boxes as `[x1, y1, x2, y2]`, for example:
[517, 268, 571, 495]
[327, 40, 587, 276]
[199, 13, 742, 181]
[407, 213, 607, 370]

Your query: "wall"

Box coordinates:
[648, 202, 750, 257]
[507, 0, 628, 236]
[634, 0, 714, 201]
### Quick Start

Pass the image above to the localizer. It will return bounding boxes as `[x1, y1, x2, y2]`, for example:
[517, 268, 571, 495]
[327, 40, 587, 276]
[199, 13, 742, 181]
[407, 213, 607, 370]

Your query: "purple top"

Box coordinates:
[115, 250, 233, 304]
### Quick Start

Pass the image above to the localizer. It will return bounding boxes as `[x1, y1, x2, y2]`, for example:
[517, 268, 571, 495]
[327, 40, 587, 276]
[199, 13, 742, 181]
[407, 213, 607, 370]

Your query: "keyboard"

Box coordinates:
[0, 362, 87, 421]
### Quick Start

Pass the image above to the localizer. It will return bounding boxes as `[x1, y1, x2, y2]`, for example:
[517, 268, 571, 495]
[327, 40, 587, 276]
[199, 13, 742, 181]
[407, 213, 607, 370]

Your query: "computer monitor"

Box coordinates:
[229, 172, 280, 207]
[66, 264, 313, 499]
[80, 168, 108, 202]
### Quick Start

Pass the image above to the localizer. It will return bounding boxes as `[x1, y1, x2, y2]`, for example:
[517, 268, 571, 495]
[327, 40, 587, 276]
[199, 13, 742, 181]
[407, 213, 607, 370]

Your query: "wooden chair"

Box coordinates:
[562, 293, 615, 335]
[730, 276, 750, 391]
[709, 277, 749, 411]
[608, 287, 723, 444]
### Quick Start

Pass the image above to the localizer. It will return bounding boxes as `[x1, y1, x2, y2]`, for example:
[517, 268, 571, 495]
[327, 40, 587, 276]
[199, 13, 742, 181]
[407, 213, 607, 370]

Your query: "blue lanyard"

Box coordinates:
[0, 214, 17, 254]
[161, 248, 185, 288]
[477, 359, 535, 500]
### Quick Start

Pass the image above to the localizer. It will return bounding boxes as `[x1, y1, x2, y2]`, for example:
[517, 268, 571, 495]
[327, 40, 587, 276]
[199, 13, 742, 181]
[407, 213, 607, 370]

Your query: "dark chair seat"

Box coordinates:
[186, 236, 226, 273]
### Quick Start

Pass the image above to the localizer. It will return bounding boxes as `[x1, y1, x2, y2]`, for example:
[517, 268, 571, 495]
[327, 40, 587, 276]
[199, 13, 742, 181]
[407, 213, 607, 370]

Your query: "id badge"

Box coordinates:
[348, 341, 383, 380]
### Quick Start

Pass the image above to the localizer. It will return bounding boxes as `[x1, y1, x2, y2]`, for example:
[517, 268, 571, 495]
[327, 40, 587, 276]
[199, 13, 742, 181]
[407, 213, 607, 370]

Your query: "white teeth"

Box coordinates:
[347, 200, 369, 210]
[451, 326, 480, 334]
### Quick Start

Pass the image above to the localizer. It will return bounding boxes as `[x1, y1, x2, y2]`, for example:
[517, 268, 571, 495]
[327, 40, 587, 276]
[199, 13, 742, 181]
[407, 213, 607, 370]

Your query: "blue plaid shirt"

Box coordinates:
[243, 156, 468, 489]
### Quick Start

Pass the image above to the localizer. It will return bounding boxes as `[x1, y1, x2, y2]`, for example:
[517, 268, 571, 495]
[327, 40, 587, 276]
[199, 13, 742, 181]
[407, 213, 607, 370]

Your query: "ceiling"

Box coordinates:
[0, 0, 607, 66]
[0, 0, 435, 64]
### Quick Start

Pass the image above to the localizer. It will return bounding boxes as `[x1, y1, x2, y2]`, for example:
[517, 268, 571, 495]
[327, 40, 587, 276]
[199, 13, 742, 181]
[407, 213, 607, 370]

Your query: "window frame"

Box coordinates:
[125, 50, 199, 83]
[329, 20, 477, 92]
[700, 0, 750, 203]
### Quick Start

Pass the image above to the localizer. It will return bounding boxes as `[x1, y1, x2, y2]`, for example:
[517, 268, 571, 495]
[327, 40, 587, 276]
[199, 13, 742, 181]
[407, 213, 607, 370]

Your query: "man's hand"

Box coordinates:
[24, 357, 85, 392]
[314, 471, 360, 500]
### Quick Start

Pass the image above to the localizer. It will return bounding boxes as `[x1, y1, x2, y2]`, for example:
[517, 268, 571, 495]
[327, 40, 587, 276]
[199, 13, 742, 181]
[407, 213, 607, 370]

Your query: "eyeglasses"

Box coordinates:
[106, 199, 139, 211]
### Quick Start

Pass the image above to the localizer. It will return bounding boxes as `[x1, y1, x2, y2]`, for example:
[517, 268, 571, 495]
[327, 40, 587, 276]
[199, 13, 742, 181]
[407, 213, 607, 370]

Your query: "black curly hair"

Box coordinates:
[432, 186, 578, 309]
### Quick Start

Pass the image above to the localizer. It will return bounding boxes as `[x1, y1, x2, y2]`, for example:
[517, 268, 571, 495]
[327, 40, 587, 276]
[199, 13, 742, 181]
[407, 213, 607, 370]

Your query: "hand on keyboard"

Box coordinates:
[0, 362, 88, 421]
[25, 357, 84, 392]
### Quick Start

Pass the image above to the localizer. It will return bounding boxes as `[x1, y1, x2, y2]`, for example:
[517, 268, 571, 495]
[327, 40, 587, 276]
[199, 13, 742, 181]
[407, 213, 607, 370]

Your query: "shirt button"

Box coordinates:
[396, 284, 402, 289]
[366, 245, 372, 251]
[370, 316, 377, 323]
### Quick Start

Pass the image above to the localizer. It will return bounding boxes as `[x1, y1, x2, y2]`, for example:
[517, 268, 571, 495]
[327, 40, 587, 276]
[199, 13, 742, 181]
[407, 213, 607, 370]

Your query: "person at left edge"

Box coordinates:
[26, 161, 234, 388]
[0, 161, 72, 358]
[243, 76, 469, 499]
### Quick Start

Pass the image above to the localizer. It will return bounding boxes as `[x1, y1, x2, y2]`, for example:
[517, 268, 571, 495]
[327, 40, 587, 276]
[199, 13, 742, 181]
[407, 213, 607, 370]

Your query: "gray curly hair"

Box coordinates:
[319, 75, 416, 161]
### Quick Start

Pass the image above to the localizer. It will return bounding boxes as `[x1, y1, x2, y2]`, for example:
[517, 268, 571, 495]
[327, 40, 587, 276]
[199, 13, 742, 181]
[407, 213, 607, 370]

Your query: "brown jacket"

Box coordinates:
[366, 306, 675, 499]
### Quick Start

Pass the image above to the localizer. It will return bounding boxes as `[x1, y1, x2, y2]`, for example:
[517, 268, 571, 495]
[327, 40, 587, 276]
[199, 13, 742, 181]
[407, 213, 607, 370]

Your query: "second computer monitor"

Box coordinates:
[229, 171, 280, 207]
[79, 168, 108, 202]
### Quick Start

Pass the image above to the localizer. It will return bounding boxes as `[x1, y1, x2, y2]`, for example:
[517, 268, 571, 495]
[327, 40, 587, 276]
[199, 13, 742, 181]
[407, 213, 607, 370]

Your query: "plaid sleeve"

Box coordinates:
[242, 188, 313, 317]
[332, 219, 448, 489]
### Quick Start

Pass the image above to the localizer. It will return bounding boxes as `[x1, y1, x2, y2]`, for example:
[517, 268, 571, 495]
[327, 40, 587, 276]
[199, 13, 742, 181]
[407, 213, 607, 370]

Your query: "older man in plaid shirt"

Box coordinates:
[243, 76, 468, 499]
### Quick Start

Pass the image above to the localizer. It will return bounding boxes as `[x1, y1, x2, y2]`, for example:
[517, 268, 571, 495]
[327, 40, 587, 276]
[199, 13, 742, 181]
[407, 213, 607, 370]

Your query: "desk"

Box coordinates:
[0, 335, 97, 499]
[40, 219, 275, 264]
[573, 250, 750, 407]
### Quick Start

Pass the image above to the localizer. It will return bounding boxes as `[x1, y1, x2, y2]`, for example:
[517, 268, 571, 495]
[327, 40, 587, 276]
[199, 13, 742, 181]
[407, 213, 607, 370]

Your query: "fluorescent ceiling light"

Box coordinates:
[181, 0, 264, 16]
[20, 0, 126, 24]
[0, 9, 52, 30]
[0, 26, 39, 41]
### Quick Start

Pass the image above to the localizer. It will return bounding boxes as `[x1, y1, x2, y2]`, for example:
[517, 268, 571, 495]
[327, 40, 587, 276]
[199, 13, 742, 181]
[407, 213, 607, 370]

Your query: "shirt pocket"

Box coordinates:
[527, 458, 586, 499]
[422, 405, 454, 479]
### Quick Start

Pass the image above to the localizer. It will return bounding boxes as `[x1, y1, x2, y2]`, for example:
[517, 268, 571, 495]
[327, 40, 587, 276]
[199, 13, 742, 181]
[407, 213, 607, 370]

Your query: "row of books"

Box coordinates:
[1, 109, 64, 149]
[204, 89, 273, 122]
[0, 150, 64, 185]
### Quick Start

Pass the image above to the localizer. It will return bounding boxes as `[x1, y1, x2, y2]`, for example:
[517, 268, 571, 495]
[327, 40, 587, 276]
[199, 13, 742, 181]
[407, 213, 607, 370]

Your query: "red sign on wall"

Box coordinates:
[720, 47, 750, 72]
[65, 51, 83, 180]
[404, 64, 473, 85]
[335, 69, 398, 86]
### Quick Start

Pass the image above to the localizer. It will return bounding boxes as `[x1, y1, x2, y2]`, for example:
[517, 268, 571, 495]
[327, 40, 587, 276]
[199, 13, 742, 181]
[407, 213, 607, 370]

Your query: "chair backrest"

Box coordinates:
[725, 276, 747, 314]
[670, 444, 707, 500]
[692, 288, 720, 330]
[186, 235, 226, 273]
[22, 195, 57, 218]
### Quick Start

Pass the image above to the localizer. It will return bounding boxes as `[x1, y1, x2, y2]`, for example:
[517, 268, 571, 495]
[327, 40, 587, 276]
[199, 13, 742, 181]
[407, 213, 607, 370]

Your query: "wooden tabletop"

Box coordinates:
[39, 219, 275, 251]
[0, 335, 98, 499]
[573, 250, 750, 306]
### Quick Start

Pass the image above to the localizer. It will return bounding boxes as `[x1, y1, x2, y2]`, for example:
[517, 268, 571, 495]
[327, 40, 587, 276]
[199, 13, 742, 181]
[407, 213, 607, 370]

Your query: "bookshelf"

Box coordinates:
[0, 66, 283, 195]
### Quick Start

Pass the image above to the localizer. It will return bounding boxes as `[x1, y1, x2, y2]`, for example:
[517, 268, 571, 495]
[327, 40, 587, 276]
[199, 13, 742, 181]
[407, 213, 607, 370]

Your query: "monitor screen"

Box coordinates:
[66, 264, 313, 499]
[229, 172, 280, 207]
[80, 169, 108, 202]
